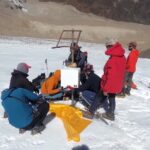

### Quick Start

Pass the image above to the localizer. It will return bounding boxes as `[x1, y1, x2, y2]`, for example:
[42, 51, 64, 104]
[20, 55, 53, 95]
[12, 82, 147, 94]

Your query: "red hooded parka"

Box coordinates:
[101, 43, 126, 94]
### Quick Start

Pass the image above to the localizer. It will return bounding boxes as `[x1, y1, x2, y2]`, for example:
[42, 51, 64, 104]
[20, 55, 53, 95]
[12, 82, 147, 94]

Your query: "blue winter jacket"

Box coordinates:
[1, 88, 39, 128]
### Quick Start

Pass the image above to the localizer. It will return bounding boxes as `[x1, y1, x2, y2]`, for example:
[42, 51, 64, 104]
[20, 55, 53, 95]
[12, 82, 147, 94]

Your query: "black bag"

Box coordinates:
[32, 73, 46, 89]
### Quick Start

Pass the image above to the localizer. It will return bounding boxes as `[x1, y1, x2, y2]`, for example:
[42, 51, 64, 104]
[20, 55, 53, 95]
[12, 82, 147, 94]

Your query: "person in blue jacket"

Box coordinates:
[1, 88, 49, 134]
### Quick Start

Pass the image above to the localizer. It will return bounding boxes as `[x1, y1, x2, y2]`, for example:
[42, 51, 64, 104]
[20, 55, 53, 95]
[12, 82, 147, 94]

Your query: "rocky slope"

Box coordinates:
[44, 0, 150, 25]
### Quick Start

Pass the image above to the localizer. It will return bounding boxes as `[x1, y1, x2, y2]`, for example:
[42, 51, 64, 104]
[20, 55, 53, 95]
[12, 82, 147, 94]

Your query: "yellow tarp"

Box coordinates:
[49, 103, 92, 142]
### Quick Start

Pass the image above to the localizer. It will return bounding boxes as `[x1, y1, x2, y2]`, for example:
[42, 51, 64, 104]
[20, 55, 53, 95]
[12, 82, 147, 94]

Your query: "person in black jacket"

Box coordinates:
[72, 64, 108, 116]
[76, 64, 101, 94]
[71, 64, 102, 108]
[4, 62, 39, 118]
[9, 62, 38, 93]
[3, 62, 49, 134]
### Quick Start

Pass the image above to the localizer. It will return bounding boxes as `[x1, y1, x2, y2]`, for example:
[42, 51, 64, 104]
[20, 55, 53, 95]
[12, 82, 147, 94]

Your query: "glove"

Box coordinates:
[34, 88, 39, 94]
[36, 98, 45, 104]
[66, 85, 74, 91]
[68, 63, 77, 68]
[37, 94, 43, 99]
[58, 86, 64, 91]
[103, 92, 108, 96]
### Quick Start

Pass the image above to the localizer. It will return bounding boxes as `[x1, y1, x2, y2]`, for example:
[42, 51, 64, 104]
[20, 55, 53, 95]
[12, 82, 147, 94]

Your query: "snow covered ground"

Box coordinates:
[0, 37, 150, 150]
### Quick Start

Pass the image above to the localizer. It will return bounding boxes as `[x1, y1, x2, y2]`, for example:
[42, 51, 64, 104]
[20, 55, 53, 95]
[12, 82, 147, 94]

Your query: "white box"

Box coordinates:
[61, 68, 80, 88]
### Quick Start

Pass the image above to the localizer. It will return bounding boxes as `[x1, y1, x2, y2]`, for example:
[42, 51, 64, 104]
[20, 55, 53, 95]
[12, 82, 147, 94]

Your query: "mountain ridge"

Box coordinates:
[44, 0, 150, 25]
[0, 0, 150, 54]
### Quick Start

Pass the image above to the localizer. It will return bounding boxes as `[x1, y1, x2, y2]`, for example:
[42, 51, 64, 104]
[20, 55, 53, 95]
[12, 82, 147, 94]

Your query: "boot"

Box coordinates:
[63, 96, 70, 101]
[125, 88, 131, 96]
[125, 92, 130, 96]
[3, 112, 8, 118]
[31, 124, 45, 135]
[102, 112, 115, 121]
[19, 128, 26, 134]
[116, 93, 126, 98]
[82, 110, 94, 119]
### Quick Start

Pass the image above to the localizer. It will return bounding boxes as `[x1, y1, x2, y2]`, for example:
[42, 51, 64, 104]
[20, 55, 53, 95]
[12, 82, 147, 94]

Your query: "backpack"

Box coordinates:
[32, 73, 46, 89]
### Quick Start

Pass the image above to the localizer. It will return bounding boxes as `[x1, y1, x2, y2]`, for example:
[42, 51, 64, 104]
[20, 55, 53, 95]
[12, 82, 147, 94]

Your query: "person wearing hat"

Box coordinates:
[121, 41, 140, 96]
[71, 64, 102, 108]
[3, 63, 39, 118]
[9, 62, 38, 93]
[76, 64, 101, 94]
[97, 39, 126, 121]
[65, 42, 87, 71]
[1, 63, 49, 134]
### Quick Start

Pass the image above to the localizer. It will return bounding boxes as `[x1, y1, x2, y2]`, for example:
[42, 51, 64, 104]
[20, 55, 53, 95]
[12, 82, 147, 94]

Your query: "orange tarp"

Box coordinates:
[49, 103, 92, 142]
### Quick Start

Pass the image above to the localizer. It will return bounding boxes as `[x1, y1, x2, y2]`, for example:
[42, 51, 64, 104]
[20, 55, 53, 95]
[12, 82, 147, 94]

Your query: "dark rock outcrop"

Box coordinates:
[40, 0, 150, 25]
[140, 49, 150, 58]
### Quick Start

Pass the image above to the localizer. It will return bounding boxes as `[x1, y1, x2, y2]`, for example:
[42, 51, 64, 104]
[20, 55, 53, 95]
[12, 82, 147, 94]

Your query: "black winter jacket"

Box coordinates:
[76, 72, 101, 93]
[9, 70, 36, 92]
[68, 50, 87, 70]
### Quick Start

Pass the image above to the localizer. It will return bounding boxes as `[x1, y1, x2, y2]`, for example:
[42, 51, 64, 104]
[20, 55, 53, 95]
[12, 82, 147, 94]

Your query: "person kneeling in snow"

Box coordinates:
[1, 88, 49, 135]
[3, 62, 39, 118]
[71, 64, 108, 111]
[1, 62, 49, 134]
[41, 70, 64, 100]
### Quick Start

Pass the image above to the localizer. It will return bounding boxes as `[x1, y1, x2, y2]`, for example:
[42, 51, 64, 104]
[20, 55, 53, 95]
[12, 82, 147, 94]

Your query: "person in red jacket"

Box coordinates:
[101, 39, 126, 120]
[122, 42, 140, 96]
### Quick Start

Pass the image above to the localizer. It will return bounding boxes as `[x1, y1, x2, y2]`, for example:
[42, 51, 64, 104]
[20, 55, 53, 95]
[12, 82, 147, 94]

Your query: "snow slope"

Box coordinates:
[0, 37, 150, 150]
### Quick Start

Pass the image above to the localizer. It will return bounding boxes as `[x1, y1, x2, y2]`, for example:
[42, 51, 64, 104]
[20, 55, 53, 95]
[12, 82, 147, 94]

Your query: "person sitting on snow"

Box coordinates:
[41, 70, 64, 100]
[1, 62, 49, 134]
[65, 42, 88, 84]
[65, 42, 87, 71]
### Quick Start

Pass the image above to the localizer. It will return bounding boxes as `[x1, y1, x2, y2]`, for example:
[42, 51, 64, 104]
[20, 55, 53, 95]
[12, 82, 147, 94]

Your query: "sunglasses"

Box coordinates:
[106, 45, 113, 48]
[129, 45, 133, 47]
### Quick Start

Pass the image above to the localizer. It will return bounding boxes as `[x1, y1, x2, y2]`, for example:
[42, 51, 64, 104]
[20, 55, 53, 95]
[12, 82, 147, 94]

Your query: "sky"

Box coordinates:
[0, 37, 150, 150]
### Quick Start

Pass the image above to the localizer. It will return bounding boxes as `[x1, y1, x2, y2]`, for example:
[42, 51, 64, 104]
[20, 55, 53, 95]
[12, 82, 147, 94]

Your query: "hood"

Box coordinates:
[105, 42, 125, 57]
[1, 89, 11, 101]
[132, 49, 140, 56]
[53, 70, 61, 81]
[11, 69, 28, 77]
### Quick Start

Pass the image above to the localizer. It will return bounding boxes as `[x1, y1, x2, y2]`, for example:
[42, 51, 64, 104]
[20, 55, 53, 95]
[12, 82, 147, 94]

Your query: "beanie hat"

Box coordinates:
[105, 38, 117, 46]
[70, 42, 81, 50]
[16, 63, 31, 74]
[128, 42, 137, 48]
[83, 64, 93, 73]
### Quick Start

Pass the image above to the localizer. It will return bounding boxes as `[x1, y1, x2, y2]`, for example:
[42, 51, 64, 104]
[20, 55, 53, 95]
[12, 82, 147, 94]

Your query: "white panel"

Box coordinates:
[61, 68, 80, 88]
